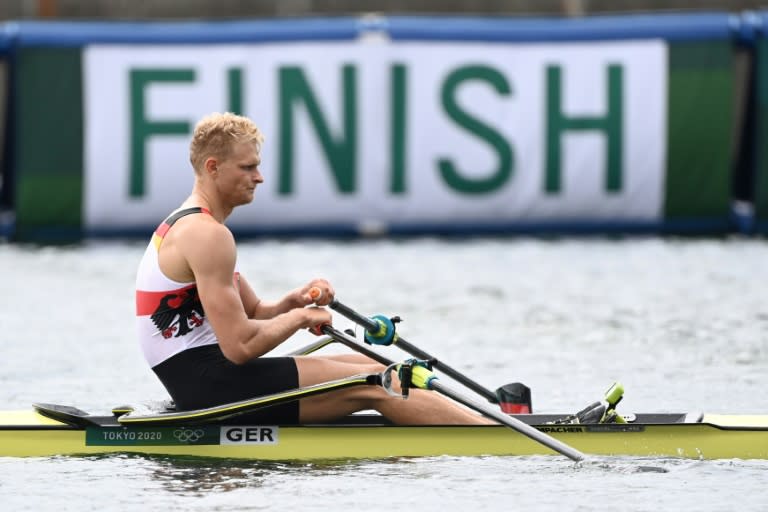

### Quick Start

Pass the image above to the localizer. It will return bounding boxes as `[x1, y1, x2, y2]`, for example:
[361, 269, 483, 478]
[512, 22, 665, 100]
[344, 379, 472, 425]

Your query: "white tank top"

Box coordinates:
[135, 207, 219, 368]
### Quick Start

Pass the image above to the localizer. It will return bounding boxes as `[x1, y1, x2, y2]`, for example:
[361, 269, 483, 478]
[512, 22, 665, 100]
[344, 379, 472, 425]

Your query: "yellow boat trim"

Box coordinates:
[0, 410, 67, 427]
[2, 421, 768, 460]
[703, 414, 768, 428]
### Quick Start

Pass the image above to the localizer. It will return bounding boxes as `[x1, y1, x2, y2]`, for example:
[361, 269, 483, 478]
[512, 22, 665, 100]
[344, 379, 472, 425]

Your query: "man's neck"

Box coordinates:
[183, 189, 231, 223]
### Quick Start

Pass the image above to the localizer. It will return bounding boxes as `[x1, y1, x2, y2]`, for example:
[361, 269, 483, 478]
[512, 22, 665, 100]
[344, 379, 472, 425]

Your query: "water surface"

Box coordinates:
[1, 238, 766, 510]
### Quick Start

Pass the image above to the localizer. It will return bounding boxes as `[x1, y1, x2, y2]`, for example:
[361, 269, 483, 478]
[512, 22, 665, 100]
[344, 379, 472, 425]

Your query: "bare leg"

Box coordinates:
[293, 356, 493, 425]
[313, 353, 373, 364]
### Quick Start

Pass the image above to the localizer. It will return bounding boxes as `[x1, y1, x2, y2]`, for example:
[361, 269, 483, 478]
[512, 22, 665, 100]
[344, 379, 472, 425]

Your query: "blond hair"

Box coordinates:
[189, 112, 264, 172]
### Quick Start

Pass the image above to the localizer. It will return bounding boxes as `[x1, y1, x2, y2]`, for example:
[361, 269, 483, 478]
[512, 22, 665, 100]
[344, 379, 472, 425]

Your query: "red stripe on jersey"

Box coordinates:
[136, 283, 198, 316]
[155, 222, 171, 239]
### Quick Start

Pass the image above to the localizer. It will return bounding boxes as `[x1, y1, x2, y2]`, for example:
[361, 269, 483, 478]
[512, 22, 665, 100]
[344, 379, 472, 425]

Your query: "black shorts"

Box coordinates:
[152, 344, 300, 424]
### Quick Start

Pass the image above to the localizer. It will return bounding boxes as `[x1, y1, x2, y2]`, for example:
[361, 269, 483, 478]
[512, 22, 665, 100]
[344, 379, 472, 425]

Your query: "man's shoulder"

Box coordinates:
[185, 213, 231, 235]
[168, 212, 234, 248]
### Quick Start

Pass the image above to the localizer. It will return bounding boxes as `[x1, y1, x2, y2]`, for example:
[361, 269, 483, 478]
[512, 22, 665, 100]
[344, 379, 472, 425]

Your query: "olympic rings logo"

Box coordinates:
[173, 428, 206, 443]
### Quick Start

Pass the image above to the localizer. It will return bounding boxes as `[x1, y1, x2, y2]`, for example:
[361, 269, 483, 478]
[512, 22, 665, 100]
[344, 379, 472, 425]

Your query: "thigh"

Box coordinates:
[312, 352, 378, 365]
[154, 346, 302, 423]
[294, 355, 383, 387]
[293, 356, 392, 423]
[200, 356, 303, 424]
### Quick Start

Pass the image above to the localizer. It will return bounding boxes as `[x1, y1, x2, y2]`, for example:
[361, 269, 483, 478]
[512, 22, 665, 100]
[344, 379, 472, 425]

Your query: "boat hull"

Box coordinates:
[1, 410, 767, 460]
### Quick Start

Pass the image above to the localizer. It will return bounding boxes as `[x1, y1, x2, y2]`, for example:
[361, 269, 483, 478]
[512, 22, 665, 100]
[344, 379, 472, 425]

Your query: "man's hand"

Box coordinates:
[301, 279, 335, 306]
[303, 306, 332, 335]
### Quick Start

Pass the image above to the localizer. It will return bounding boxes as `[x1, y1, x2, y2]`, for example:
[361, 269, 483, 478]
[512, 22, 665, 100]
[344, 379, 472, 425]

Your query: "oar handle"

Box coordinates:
[329, 299, 500, 404]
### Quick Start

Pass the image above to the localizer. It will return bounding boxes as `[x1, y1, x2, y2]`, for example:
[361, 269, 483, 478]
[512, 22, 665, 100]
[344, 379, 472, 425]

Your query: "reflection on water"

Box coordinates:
[116, 454, 367, 496]
[108, 452, 686, 496]
[147, 456, 272, 495]
[3, 451, 768, 511]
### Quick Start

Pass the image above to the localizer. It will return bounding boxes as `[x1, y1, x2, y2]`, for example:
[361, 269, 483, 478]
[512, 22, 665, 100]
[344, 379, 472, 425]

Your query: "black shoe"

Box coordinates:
[575, 401, 607, 424]
[551, 401, 606, 424]
[550, 382, 626, 425]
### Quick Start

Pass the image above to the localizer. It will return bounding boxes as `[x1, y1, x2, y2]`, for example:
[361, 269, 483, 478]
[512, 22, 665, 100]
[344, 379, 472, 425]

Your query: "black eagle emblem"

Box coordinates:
[151, 287, 205, 339]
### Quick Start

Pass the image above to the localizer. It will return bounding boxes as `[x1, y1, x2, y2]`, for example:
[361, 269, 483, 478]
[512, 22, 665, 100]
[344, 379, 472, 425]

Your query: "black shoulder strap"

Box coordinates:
[163, 207, 208, 227]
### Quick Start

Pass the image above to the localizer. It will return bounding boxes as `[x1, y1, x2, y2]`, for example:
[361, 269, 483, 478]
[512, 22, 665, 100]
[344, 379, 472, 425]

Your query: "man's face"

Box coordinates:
[215, 141, 263, 206]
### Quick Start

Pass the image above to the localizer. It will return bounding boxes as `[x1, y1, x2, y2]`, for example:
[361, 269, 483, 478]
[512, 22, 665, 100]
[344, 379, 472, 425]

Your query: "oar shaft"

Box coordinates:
[320, 326, 395, 366]
[330, 300, 379, 332]
[329, 299, 499, 404]
[430, 380, 586, 462]
[320, 325, 585, 462]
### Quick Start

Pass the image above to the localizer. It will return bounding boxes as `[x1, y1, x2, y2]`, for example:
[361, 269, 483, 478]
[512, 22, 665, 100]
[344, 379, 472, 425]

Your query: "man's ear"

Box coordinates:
[204, 157, 218, 177]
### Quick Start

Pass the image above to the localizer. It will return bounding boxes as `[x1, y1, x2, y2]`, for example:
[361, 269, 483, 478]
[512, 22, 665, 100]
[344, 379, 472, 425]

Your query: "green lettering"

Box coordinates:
[278, 66, 357, 195]
[438, 66, 514, 195]
[390, 64, 407, 194]
[129, 69, 193, 198]
[228, 67, 243, 114]
[545, 64, 624, 194]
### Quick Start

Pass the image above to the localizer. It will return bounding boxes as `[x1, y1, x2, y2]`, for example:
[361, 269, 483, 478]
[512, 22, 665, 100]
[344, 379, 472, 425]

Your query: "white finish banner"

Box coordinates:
[83, 40, 667, 231]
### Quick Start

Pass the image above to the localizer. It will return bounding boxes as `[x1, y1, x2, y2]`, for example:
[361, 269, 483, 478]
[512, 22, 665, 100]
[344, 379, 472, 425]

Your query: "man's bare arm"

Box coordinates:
[182, 222, 330, 364]
[238, 275, 334, 320]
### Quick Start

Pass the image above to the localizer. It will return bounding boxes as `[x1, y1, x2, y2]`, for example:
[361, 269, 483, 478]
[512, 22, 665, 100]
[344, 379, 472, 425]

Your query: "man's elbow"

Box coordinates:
[219, 343, 251, 365]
